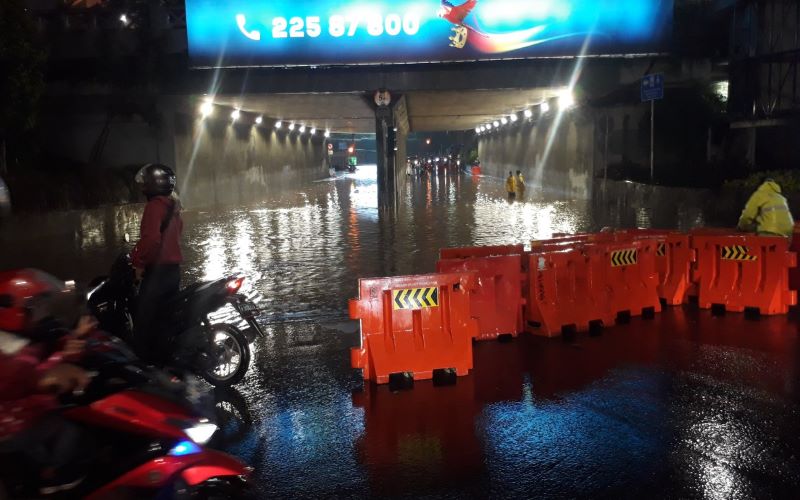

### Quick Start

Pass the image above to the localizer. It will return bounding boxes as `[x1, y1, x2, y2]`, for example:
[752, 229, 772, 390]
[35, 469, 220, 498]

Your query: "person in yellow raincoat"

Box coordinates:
[737, 178, 794, 237]
[505, 171, 516, 199]
[515, 170, 526, 198]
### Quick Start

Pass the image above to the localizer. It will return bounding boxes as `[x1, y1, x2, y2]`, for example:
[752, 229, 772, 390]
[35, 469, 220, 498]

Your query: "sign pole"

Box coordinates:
[650, 99, 654, 181]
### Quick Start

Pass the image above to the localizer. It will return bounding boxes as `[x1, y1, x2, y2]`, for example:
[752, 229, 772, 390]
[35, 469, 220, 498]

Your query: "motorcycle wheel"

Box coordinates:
[201, 324, 251, 388]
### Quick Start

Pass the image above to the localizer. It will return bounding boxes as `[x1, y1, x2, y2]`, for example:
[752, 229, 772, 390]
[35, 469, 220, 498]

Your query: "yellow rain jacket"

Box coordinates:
[505, 175, 516, 193]
[737, 180, 794, 237]
[515, 174, 526, 196]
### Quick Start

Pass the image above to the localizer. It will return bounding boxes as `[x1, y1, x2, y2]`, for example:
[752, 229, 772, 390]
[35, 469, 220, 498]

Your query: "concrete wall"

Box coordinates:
[36, 111, 174, 168]
[478, 109, 595, 199]
[173, 113, 326, 209]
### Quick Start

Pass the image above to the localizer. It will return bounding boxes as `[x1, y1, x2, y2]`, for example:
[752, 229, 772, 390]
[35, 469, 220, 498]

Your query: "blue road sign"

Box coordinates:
[641, 74, 664, 102]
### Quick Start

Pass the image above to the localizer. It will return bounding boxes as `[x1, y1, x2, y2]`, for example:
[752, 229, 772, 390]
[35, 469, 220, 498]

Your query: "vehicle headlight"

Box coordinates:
[169, 440, 202, 456]
[185, 420, 218, 444]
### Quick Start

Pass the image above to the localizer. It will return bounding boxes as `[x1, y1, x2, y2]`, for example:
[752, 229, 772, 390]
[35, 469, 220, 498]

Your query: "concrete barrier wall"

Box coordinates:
[173, 113, 327, 209]
[477, 111, 595, 199]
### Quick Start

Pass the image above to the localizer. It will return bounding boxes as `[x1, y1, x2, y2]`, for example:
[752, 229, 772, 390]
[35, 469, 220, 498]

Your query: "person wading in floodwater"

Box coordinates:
[505, 171, 516, 200]
[515, 170, 526, 199]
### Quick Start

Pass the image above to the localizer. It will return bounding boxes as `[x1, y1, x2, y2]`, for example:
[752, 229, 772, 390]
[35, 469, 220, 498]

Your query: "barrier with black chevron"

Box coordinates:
[610, 249, 638, 267]
[392, 287, 439, 310]
[656, 243, 666, 257]
[720, 245, 757, 261]
[690, 232, 796, 315]
[349, 272, 478, 384]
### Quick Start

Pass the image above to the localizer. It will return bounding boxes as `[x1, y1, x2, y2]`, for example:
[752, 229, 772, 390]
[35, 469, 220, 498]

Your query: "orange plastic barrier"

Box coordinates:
[349, 272, 479, 384]
[437, 255, 525, 340]
[583, 239, 662, 318]
[691, 234, 797, 314]
[440, 244, 524, 260]
[471, 166, 482, 175]
[790, 222, 800, 291]
[526, 249, 615, 337]
[652, 233, 696, 305]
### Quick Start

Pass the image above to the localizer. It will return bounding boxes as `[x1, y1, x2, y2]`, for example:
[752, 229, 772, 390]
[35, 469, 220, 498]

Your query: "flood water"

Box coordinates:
[1, 167, 799, 498]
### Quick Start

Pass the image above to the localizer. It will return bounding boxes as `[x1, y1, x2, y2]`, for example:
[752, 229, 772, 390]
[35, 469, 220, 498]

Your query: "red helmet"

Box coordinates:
[0, 269, 79, 334]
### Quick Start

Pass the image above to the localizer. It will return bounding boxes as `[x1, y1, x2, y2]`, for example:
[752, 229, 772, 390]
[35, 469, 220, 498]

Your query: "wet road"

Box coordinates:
[2, 167, 800, 498]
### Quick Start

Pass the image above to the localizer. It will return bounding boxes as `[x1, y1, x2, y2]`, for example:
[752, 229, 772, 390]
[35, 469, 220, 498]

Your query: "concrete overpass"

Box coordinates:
[28, 1, 730, 209]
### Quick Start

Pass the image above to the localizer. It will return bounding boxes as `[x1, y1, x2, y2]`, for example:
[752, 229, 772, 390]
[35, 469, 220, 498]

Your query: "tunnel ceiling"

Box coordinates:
[213, 88, 561, 134]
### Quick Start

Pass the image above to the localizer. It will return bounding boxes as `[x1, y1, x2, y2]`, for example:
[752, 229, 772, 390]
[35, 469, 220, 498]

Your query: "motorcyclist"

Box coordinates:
[737, 178, 794, 238]
[131, 164, 184, 361]
[0, 269, 95, 495]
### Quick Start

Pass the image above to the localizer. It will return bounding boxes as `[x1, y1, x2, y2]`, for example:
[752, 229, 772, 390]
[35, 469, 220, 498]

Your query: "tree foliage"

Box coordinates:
[0, 0, 46, 142]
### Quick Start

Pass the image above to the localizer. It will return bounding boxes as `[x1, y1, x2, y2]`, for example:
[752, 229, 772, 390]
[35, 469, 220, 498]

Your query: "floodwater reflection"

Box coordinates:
[0, 169, 797, 498]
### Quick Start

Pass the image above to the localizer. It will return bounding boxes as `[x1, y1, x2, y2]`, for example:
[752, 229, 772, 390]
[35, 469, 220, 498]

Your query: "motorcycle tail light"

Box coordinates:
[225, 277, 245, 294]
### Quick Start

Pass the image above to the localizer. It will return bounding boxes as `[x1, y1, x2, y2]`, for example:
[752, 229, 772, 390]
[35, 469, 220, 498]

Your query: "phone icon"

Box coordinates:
[236, 14, 261, 41]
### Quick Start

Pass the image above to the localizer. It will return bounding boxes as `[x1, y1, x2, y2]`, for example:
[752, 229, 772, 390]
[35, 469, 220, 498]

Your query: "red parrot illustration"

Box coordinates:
[437, 0, 478, 26]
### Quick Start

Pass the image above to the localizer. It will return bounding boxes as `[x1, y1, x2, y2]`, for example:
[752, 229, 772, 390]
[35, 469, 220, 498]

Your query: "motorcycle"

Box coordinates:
[0, 334, 250, 498]
[87, 254, 265, 387]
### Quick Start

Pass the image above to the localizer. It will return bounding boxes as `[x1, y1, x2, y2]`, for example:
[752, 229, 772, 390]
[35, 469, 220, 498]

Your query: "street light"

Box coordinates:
[299, 125, 306, 133]
[510, 114, 519, 122]
[255, 116, 263, 125]
[540, 101, 550, 114]
[324, 130, 330, 138]
[523, 109, 533, 118]
[310, 127, 316, 135]
[119, 14, 129, 26]
[425, 138, 431, 145]
[493, 120, 499, 127]
[230, 109, 240, 121]
[475, 127, 481, 133]
[288, 123, 295, 131]
[275, 120, 282, 129]
[501, 117, 508, 125]
[558, 91, 575, 109]
[199, 101, 213, 118]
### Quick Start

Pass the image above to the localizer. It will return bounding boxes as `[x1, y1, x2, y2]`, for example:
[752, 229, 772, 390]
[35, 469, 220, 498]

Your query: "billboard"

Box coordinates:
[186, 0, 673, 68]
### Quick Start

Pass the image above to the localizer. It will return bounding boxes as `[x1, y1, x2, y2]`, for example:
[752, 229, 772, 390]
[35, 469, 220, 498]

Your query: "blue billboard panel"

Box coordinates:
[186, 0, 673, 68]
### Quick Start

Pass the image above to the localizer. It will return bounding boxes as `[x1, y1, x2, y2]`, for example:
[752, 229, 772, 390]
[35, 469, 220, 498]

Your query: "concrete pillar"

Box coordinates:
[375, 106, 394, 210]
[375, 93, 410, 210]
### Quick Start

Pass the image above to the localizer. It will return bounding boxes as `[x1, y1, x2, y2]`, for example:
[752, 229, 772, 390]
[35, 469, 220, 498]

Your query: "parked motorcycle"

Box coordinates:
[0, 334, 250, 498]
[87, 254, 264, 387]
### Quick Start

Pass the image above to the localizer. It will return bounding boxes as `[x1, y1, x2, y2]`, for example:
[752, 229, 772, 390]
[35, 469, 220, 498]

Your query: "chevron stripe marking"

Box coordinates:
[657, 243, 666, 256]
[611, 249, 638, 267]
[721, 245, 757, 261]
[392, 287, 440, 310]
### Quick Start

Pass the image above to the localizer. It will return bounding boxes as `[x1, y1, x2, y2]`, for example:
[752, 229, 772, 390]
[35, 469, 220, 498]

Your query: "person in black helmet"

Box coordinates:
[131, 164, 183, 361]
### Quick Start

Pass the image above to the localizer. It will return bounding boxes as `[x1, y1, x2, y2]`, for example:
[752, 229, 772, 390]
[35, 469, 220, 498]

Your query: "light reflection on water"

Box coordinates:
[0, 169, 789, 499]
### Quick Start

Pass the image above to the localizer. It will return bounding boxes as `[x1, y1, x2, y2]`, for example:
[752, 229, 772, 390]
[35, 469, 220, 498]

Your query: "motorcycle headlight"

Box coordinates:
[185, 420, 217, 444]
[169, 440, 202, 456]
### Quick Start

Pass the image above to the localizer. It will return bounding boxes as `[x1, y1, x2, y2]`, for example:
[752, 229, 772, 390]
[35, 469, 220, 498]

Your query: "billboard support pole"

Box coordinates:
[650, 100, 654, 182]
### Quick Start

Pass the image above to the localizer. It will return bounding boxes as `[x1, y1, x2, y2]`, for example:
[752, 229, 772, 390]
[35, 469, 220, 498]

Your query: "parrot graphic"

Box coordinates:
[437, 0, 478, 26]
[436, 0, 577, 54]
[438, 0, 478, 48]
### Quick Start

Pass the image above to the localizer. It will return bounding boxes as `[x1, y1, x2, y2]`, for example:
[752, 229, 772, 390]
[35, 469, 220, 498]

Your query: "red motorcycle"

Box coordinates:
[0, 335, 251, 498]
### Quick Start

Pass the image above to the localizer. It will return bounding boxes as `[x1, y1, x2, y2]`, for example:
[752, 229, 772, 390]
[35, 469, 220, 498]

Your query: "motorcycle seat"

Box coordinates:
[167, 281, 218, 305]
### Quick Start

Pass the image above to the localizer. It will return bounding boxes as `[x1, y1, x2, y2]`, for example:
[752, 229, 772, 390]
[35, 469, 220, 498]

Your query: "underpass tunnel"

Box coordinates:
[194, 86, 571, 209]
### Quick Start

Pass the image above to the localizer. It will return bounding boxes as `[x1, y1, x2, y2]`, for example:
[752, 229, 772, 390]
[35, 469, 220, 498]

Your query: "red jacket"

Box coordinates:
[0, 332, 66, 439]
[131, 195, 183, 269]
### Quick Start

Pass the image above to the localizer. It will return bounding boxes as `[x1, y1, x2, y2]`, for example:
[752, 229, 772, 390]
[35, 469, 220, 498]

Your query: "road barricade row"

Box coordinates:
[350, 230, 798, 385]
[349, 272, 478, 384]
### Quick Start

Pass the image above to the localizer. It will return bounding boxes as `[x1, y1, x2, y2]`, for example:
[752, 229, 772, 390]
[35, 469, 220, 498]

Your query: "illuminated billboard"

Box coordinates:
[186, 0, 673, 68]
